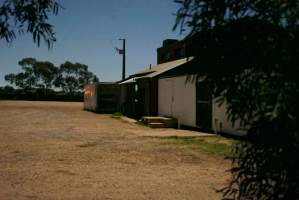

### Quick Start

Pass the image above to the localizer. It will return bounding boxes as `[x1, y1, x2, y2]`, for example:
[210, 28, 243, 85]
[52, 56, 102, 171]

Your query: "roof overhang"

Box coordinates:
[119, 77, 136, 84]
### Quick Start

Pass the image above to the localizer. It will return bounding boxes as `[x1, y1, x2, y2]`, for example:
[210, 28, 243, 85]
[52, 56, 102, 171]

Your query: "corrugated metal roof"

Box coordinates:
[135, 57, 193, 79]
[118, 57, 194, 85]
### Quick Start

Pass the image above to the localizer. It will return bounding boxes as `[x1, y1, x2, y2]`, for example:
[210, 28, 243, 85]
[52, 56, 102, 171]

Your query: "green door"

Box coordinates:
[196, 80, 212, 130]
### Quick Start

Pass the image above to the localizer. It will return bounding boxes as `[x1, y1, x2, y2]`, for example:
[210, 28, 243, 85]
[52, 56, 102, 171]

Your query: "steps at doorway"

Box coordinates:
[148, 122, 166, 128]
[141, 116, 178, 128]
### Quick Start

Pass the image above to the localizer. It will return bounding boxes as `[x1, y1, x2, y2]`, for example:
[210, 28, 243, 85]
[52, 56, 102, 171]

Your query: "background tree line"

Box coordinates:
[1, 57, 98, 101]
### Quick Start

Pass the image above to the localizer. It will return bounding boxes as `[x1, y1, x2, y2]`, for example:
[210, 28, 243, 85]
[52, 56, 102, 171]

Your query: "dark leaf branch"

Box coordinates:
[0, 0, 62, 48]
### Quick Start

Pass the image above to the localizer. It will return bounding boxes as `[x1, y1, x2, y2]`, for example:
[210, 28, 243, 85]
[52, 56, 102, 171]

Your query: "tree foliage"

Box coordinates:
[0, 0, 61, 48]
[57, 61, 99, 93]
[5, 58, 99, 94]
[174, 0, 299, 199]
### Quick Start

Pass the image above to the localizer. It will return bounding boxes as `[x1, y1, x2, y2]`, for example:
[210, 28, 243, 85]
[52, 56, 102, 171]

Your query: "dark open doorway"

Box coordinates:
[196, 80, 212, 130]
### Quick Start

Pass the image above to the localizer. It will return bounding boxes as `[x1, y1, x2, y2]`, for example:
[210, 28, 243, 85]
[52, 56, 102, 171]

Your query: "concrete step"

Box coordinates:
[141, 116, 178, 128]
[148, 122, 166, 128]
[142, 116, 164, 124]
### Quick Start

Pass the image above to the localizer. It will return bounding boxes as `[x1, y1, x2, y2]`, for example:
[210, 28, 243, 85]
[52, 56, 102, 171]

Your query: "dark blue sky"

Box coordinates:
[0, 0, 187, 86]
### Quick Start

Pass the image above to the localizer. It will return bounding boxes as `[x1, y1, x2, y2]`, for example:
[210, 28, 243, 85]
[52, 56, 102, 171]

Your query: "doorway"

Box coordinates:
[196, 80, 212, 130]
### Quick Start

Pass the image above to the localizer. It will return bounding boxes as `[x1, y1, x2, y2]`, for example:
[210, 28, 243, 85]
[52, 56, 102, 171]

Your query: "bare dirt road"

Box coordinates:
[0, 101, 229, 200]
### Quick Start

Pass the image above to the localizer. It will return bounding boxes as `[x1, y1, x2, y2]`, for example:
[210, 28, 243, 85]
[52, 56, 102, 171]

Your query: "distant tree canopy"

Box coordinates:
[56, 61, 99, 93]
[5, 58, 99, 94]
[174, 0, 299, 199]
[0, 0, 61, 48]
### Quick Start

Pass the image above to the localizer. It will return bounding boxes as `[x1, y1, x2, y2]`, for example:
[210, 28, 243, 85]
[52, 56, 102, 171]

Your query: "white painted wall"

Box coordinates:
[158, 75, 245, 136]
[158, 78, 173, 116]
[158, 75, 196, 127]
[212, 99, 246, 136]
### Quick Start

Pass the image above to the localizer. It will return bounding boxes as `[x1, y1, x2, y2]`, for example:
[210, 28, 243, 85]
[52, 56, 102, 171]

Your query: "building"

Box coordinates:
[120, 39, 245, 135]
[157, 68, 245, 135]
[120, 57, 193, 118]
[84, 82, 121, 113]
[82, 38, 245, 135]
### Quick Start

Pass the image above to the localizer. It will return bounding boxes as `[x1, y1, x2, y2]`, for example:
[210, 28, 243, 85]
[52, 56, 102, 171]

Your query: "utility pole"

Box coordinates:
[118, 38, 126, 80]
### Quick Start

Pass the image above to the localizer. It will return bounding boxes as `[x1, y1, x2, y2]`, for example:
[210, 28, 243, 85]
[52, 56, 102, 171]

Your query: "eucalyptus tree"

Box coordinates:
[0, 0, 61, 48]
[5, 57, 37, 90]
[58, 61, 98, 94]
[33, 61, 58, 91]
[5, 57, 58, 92]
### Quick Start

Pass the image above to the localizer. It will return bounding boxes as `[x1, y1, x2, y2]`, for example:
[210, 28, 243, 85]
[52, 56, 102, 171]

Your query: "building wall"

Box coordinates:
[156, 38, 194, 64]
[136, 79, 158, 116]
[158, 75, 196, 127]
[83, 84, 98, 111]
[212, 99, 246, 136]
[83, 83, 121, 113]
[157, 40, 186, 64]
[97, 83, 121, 113]
[158, 75, 245, 135]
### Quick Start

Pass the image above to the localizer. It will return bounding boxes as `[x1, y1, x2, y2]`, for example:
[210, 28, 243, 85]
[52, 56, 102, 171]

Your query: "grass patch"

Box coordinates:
[111, 112, 123, 119]
[160, 135, 238, 157]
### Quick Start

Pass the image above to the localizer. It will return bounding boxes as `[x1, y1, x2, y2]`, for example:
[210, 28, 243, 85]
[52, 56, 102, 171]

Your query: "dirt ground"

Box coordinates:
[0, 101, 230, 200]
